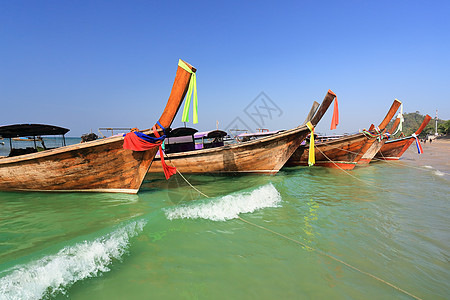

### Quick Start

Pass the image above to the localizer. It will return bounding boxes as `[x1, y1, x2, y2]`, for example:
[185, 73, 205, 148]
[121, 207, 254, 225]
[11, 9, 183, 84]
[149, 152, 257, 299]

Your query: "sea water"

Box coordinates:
[0, 137, 81, 157]
[0, 145, 448, 299]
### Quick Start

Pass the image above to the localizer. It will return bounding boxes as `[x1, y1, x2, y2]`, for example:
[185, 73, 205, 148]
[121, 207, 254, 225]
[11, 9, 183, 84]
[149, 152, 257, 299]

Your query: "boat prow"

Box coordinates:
[147, 90, 336, 176]
[0, 59, 196, 193]
[375, 114, 432, 160]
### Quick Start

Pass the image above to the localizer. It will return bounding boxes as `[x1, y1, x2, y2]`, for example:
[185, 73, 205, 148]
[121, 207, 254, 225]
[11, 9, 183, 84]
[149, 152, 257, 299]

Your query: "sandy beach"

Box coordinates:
[401, 137, 450, 178]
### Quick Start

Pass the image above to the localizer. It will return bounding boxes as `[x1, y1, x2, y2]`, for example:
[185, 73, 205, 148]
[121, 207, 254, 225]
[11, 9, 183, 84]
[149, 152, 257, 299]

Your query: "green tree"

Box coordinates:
[387, 111, 448, 138]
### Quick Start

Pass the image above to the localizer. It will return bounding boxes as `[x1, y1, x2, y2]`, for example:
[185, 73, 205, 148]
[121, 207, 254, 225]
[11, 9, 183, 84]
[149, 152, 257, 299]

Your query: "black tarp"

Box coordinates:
[0, 124, 70, 138]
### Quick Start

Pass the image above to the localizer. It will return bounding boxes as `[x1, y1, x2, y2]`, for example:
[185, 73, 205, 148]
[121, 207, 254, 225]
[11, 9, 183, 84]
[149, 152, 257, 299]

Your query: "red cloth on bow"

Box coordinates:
[123, 131, 160, 151]
[328, 89, 339, 130]
[152, 126, 177, 180]
[123, 126, 176, 180]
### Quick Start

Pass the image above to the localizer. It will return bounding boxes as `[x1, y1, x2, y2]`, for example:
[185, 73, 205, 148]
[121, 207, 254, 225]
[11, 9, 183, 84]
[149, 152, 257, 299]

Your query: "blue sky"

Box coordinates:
[1, 0, 449, 136]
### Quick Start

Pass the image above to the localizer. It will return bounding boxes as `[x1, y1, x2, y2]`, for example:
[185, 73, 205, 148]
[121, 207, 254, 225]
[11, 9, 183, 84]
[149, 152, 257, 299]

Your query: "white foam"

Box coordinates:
[434, 170, 446, 176]
[0, 220, 146, 300]
[423, 165, 433, 169]
[165, 183, 282, 221]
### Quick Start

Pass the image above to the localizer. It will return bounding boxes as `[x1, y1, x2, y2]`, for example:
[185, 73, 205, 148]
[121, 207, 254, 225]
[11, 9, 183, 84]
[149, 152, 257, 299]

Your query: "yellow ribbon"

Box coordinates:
[178, 59, 198, 124]
[306, 121, 315, 166]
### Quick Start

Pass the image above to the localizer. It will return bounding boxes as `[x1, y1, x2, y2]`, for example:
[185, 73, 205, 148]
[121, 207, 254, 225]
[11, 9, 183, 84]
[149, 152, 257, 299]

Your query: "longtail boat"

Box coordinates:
[374, 114, 432, 160]
[146, 90, 336, 176]
[285, 99, 402, 169]
[0, 59, 196, 193]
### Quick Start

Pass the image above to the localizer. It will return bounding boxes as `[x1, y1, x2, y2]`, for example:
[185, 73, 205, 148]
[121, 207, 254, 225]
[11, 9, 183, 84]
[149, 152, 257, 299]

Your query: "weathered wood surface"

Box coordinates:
[375, 114, 432, 160]
[147, 91, 336, 177]
[285, 133, 372, 170]
[149, 126, 310, 175]
[356, 99, 402, 165]
[0, 59, 195, 193]
[286, 99, 402, 169]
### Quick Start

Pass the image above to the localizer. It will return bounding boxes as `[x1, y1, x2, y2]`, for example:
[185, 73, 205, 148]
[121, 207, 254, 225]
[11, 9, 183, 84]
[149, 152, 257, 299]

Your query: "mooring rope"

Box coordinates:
[237, 216, 422, 300]
[164, 156, 210, 198]
[162, 153, 422, 300]
[313, 140, 433, 172]
[315, 147, 422, 198]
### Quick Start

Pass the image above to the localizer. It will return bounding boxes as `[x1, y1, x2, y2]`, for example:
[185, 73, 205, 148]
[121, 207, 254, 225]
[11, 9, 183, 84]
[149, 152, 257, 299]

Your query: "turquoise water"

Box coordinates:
[0, 137, 81, 157]
[0, 146, 449, 299]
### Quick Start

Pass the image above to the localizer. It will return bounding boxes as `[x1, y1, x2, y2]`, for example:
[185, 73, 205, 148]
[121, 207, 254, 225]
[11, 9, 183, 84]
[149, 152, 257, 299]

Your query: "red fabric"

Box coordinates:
[123, 125, 176, 180]
[123, 132, 160, 151]
[152, 125, 177, 180]
[159, 147, 177, 179]
[415, 137, 424, 154]
[329, 89, 339, 130]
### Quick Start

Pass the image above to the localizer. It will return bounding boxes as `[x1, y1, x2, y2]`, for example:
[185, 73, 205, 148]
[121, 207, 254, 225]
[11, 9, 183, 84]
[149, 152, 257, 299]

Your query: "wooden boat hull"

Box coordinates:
[285, 133, 375, 170]
[374, 137, 414, 160]
[356, 99, 403, 165]
[286, 99, 402, 168]
[375, 114, 432, 161]
[147, 90, 337, 177]
[0, 59, 195, 193]
[0, 137, 155, 193]
[356, 139, 385, 165]
[148, 125, 311, 175]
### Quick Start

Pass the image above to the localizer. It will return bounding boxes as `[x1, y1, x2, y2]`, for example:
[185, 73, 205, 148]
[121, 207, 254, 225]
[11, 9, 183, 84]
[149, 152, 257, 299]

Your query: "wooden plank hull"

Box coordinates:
[356, 139, 385, 165]
[285, 133, 376, 170]
[286, 99, 402, 168]
[355, 99, 402, 165]
[0, 137, 155, 193]
[375, 114, 432, 161]
[147, 90, 337, 177]
[147, 125, 311, 176]
[0, 59, 195, 193]
[374, 137, 414, 160]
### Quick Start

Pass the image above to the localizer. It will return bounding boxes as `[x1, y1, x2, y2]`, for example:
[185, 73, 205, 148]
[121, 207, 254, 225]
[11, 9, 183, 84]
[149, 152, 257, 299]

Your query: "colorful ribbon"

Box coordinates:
[392, 101, 404, 136]
[328, 90, 339, 130]
[411, 133, 423, 154]
[362, 127, 383, 141]
[306, 121, 315, 166]
[178, 59, 198, 124]
[123, 122, 176, 179]
[153, 126, 177, 179]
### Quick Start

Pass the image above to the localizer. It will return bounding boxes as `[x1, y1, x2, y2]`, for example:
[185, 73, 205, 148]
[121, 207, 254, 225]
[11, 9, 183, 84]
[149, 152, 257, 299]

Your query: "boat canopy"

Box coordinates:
[167, 127, 198, 138]
[0, 124, 70, 138]
[194, 130, 227, 139]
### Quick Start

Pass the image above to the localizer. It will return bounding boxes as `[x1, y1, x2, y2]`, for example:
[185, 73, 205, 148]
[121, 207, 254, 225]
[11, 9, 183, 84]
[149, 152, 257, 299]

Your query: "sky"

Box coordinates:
[1, 0, 449, 137]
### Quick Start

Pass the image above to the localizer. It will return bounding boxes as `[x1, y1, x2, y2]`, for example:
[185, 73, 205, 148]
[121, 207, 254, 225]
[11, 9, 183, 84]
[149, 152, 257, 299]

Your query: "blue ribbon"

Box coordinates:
[124, 121, 167, 143]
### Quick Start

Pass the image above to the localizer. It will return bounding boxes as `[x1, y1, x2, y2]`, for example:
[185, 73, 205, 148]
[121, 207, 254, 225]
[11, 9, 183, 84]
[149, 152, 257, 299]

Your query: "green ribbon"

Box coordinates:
[178, 59, 198, 124]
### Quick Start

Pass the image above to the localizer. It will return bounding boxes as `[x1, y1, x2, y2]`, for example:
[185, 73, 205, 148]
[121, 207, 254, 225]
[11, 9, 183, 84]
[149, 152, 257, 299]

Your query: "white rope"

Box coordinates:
[392, 103, 404, 136]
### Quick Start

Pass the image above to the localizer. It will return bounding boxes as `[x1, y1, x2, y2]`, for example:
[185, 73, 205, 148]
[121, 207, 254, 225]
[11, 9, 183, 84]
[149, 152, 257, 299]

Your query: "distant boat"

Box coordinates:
[285, 99, 402, 169]
[374, 114, 432, 160]
[0, 59, 196, 193]
[146, 90, 336, 176]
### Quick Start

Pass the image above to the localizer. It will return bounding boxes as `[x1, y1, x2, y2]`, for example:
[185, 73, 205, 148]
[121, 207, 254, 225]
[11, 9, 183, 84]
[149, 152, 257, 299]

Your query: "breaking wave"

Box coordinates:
[0, 220, 146, 300]
[434, 170, 446, 176]
[165, 183, 282, 221]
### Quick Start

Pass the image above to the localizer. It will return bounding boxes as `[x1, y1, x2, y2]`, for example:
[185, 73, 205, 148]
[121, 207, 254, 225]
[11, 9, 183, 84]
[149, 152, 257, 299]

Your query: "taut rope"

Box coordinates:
[162, 153, 422, 300]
